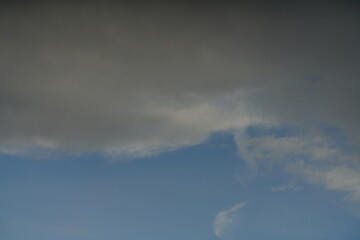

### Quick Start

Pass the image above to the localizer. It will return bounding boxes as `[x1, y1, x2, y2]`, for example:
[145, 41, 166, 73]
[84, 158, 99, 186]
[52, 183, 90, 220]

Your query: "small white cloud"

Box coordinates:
[271, 181, 301, 192]
[213, 201, 247, 239]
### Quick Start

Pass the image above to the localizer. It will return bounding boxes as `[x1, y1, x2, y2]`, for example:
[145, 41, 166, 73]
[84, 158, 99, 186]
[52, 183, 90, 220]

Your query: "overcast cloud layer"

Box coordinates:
[1, 2, 359, 198]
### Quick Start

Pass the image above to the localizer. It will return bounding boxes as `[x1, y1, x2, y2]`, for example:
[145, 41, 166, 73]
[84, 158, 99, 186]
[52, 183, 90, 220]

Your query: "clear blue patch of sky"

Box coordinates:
[0, 133, 359, 240]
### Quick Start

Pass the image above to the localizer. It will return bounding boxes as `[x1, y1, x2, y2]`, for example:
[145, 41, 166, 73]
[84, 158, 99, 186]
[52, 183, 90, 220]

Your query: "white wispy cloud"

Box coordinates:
[291, 164, 360, 201]
[214, 201, 247, 238]
[235, 128, 360, 201]
[271, 181, 300, 192]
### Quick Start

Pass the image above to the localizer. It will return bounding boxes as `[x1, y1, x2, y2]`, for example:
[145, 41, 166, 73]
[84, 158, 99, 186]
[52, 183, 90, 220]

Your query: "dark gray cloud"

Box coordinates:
[0, 2, 359, 157]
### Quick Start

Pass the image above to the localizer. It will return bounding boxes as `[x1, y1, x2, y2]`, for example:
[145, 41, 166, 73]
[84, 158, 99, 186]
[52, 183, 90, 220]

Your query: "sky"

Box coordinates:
[1, 1, 360, 239]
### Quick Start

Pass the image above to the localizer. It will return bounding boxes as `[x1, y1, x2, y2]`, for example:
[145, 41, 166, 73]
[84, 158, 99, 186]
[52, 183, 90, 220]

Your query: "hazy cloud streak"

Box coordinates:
[214, 201, 247, 238]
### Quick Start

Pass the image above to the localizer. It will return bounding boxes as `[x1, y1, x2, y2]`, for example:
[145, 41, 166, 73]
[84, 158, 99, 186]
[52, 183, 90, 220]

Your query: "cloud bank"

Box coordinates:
[1, 2, 359, 159]
[0, 1, 359, 201]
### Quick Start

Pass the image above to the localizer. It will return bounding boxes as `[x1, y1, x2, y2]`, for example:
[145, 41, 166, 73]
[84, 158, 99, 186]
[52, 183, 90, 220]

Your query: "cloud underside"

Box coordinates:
[0, 3, 359, 197]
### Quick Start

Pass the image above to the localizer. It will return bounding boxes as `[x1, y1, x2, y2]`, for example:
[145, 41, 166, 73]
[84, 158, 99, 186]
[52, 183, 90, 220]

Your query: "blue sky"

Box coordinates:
[1, 133, 360, 240]
[1, 1, 360, 239]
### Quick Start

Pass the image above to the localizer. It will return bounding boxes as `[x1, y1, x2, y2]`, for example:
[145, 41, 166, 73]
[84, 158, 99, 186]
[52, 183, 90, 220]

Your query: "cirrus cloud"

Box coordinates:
[214, 201, 247, 239]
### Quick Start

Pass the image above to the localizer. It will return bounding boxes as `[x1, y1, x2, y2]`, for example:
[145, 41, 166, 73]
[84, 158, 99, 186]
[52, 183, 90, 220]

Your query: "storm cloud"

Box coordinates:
[0, 1, 359, 160]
